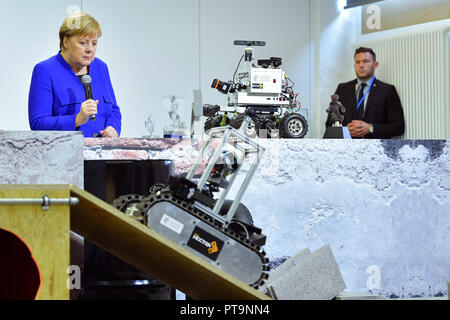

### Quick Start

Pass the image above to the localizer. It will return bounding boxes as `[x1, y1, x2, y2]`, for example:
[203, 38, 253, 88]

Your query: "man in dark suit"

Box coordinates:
[334, 47, 405, 138]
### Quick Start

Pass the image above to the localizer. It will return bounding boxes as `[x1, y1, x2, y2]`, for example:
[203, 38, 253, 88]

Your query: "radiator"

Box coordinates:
[357, 26, 450, 139]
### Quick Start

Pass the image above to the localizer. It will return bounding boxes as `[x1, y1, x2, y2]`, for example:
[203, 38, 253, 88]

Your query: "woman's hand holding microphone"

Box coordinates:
[75, 100, 118, 137]
[75, 99, 98, 127]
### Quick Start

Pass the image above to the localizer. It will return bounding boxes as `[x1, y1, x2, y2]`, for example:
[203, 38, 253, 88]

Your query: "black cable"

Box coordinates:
[233, 54, 244, 84]
[280, 93, 293, 102]
[286, 76, 295, 88]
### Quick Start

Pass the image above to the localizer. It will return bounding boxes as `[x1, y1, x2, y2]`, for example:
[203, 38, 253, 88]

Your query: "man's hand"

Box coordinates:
[100, 126, 118, 138]
[348, 120, 370, 138]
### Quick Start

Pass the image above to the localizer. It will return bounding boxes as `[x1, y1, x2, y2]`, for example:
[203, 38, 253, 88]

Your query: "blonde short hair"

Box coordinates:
[59, 11, 102, 50]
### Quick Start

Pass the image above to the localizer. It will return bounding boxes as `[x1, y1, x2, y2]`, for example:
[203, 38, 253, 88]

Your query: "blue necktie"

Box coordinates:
[356, 83, 367, 120]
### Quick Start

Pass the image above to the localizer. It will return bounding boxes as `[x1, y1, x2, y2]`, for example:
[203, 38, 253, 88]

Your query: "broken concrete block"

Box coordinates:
[267, 245, 346, 300]
[259, 248, 311, 296]
[268, 248, 311, 284]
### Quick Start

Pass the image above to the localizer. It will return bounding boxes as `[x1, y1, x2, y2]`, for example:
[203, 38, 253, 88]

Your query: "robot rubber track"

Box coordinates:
[113, 192, 270, 290]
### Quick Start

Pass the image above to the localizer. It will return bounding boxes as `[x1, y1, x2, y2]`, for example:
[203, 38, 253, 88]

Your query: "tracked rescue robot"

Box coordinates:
[113, 118, 270, 288]
[111, 41, 304, 290]
[205, 40, 308, 138]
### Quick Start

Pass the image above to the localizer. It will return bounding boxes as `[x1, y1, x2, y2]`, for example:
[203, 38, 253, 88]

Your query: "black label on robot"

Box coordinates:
[187, 226, 224, 261]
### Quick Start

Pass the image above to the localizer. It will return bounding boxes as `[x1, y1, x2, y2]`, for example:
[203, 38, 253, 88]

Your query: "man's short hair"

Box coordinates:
[354, 47, 376, 62]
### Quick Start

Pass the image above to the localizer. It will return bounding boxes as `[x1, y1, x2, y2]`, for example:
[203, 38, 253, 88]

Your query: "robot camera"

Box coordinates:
[211, 79, 232, 94]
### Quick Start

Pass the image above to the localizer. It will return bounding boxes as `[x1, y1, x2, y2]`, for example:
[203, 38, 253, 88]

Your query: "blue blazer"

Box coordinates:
[28, 52, 122, 137]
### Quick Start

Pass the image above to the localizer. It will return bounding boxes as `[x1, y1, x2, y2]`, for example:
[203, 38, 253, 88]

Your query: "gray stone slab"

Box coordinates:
[230, 139, 450, 298]
[0, 130, 84, 188]
[268, 245, 346, 300]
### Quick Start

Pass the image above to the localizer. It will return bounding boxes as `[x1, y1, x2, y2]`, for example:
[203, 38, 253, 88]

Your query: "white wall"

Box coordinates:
[0, 0, 315, 138]
[0, 0, 82, 132]
[233, 139, 450, 298]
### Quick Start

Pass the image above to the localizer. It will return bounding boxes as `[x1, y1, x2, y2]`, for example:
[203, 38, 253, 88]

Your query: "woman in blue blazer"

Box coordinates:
[28, 11, 122, 138]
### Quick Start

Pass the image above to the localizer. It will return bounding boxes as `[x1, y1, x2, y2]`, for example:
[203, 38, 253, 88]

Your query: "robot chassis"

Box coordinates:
[113, 114, 270, 289]
[204, 40, 308, 139]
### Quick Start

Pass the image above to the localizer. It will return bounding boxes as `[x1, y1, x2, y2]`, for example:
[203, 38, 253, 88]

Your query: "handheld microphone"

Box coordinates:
[81, 75, 95, 121]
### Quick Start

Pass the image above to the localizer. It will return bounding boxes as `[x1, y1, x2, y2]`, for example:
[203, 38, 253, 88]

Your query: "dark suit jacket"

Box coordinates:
[334, 78, 405, 138]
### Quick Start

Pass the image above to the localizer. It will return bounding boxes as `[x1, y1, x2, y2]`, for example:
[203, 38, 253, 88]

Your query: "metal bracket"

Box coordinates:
[42, 195, 50, 210]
